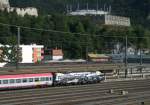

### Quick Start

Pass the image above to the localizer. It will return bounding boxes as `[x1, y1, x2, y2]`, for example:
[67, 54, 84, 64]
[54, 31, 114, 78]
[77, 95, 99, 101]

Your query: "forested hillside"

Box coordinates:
[10, 0, 150, 28]
[0, 0, 150, 59]
[10, 0, 150, 18]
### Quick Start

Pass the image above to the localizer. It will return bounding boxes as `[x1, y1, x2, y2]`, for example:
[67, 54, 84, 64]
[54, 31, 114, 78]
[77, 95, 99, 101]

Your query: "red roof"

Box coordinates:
[0, 73, 53, 79]
[52, 49, 63, 56]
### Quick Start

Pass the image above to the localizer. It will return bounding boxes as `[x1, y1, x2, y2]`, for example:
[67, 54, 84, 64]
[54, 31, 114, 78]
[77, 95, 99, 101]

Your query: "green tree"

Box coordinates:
[0, 36, 22, 70]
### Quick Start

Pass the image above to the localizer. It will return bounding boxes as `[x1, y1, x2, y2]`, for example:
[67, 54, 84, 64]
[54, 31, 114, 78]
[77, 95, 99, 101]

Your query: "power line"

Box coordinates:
[0, 22, 123, 38]
[0, 22, 150, 39]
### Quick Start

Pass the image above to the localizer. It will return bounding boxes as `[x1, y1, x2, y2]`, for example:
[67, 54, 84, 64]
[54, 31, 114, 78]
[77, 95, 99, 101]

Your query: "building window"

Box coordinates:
[37, 48, 41, 52]
[3, 80, 8, 84]
[38, 53, 41, 57]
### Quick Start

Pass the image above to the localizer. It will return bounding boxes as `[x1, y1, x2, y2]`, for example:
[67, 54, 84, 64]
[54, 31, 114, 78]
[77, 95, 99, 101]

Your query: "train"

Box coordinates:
[0, 71, 104, 90]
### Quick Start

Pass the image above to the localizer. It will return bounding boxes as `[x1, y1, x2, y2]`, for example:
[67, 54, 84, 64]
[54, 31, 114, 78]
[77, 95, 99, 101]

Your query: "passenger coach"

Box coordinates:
[0, 73, 53, 89]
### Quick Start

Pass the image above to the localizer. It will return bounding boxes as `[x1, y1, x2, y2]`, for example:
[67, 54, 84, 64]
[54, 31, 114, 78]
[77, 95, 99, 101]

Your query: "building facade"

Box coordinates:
[0, 0, 10, 9]
[88, 54, 111, 62]
[69, 10, 108, 16]
[0, 0, 38, 17]
[7, 7, 38, 17]
[20, 45, 44, 63]
[103, 15, 131, 26]
[52, 49, 63, 60]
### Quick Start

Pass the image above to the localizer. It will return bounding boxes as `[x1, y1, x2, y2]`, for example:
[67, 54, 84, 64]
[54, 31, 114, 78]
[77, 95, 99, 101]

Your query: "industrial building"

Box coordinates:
[100, 15, 131, 26]
[88, 54, 111, 62]
[69, 10, 108, 16]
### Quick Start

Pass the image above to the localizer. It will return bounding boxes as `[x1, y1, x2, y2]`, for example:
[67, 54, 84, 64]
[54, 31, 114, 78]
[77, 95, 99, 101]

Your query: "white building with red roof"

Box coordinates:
[52, 49, 63, 60]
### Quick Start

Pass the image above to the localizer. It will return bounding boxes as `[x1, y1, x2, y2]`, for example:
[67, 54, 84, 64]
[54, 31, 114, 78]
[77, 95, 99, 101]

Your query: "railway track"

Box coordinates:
[0, 79, 148, 94]
[0, 79, 150, 105]
[0, 80, 149, 95]
[0, 63, 122, 74]
[81, 92, 150, 105]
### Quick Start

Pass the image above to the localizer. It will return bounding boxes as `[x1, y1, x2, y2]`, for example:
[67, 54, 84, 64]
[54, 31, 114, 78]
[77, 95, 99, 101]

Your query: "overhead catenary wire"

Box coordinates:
[0, 22, 149, 39]
[0, 22, 124, 38]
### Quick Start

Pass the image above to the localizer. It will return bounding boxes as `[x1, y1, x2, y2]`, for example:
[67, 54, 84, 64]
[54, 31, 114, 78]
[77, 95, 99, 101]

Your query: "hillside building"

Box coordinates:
[69, 10, 108, 16]
[52, 49, 63, 60]
[100, 15, 131, 26]
[0, 0, 38, 17]
[7, 7, 38, 17]
[20, 45, 44, 63]
[0, 0, 10, 9]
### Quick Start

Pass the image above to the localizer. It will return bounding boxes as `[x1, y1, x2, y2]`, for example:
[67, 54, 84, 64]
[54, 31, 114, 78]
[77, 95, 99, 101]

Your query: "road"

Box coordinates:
[0, 79, 150, 105]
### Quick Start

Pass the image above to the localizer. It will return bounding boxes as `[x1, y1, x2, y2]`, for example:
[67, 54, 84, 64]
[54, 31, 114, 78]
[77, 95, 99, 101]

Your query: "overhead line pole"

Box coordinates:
[140, 48, 142, 66]
[16, 27, 20, 70]
[125, 35, 128, 78]
[140, 46, 143, 73]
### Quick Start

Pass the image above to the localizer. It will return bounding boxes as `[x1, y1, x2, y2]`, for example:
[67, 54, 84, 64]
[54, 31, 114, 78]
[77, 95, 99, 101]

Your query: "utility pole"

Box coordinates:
[86, 45, 88, 61]
[70, 5, 72, 12]
[140, 48, 142, 65]
[66, 4, 69, 13]
[77, 3, 80, 11]
[125, 35, 128, 78]
[140, 47, 143, 73]
[109, 5, 111, 13]
[86, 42, 88, 61]
[86, 3, 88, 11]
[104, 4, 106, 11]
[16, 27, 20, 70]
[86, 36, 89, 63]
[96, 0, 99, 11]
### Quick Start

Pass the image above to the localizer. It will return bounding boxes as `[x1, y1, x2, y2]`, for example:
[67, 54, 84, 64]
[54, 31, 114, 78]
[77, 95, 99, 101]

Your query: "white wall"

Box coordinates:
[52, 56, 63, 60]
[0, 63, 7, 67]
[20, 45, 43, 63]
[15, 7, 38, 17]
[0, 0, 10, 8]
[0, 0, 38, 17]
[21, 46, 33, 63]
[7, 7, 38, 17]
[105, 15, 131, 26]
[69, 10, 108, 16]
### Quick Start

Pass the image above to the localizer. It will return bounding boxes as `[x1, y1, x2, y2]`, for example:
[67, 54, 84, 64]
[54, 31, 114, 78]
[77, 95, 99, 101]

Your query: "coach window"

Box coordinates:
[10, 79, 15, 84]
[16, 79, 21, 83]
[23, 78, 27, 83]
[40, 77, 45, 81]
[35, 78, 39, 82]
[3, 80, 8, 84]
[29, 78, 33, 82]
[49, 77, 52, 81]
[46, 77, 49, 81]
[0, 80, 1, 84]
